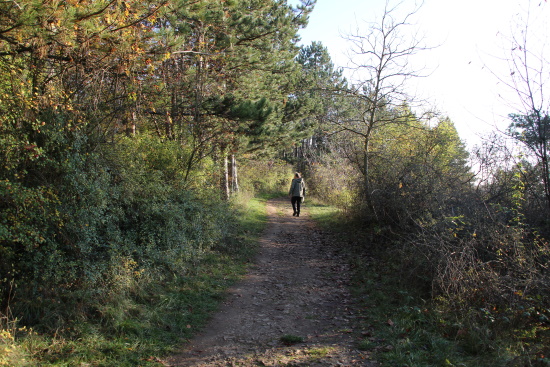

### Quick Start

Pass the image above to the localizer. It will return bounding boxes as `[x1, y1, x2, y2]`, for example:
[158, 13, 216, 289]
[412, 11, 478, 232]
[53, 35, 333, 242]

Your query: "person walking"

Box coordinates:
[289, 172, 306, 217]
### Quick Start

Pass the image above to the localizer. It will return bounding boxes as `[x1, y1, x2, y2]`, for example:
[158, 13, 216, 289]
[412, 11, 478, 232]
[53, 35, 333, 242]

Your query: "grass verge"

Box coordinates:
[304, 198, 343, 230]
[1, 196, 269, 367]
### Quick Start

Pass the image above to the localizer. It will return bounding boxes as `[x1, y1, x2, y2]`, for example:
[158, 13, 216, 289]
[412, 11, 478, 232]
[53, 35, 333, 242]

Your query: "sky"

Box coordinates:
[294, 0, 550, 148]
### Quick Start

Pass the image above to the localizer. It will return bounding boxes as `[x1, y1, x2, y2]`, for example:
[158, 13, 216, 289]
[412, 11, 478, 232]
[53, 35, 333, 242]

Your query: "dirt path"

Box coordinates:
[164, 197, 376, 366]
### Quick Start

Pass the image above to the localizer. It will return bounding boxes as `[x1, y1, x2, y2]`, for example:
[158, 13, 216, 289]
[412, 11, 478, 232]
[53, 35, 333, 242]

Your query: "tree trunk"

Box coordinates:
[126, 111, 136, 137]
[364, 136, 370, 200]
[221, 150, 230, 200]
[231, 154, 239, 194]
[165, 112, 172, 139]
[541, 149, 550, 211]
[363, 135, 378, 220]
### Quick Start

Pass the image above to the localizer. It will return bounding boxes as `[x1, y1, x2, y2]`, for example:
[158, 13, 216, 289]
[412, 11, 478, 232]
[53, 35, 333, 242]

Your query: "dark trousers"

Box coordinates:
[291, 196, 302, 215]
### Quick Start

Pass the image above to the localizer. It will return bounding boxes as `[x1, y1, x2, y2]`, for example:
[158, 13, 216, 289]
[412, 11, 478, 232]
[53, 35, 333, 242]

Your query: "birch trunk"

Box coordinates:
[231, 154, 239, 194]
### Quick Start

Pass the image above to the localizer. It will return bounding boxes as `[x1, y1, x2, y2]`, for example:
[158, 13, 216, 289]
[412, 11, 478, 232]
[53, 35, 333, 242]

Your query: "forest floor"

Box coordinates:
[162, 197, 377, 367]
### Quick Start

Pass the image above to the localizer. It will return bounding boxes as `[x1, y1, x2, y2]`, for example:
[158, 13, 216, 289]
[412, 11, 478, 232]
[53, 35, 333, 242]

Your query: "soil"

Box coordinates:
[163, 197, 377, 366]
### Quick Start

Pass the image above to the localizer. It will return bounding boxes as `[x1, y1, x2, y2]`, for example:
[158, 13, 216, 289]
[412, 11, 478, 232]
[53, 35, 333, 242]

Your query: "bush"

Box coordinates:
[401, 203, 550, 311]
[0, 126, 236, 331]
[306, 156, 359, 208]
[385, 198, 550, 362]
[325, 142, 550, 362]
[238, 159, 294, 196]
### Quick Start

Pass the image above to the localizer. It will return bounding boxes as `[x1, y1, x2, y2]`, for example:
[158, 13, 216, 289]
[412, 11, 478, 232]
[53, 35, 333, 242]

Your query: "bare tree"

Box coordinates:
[335, 0, 428, 207]
[497, 1, 550, 212]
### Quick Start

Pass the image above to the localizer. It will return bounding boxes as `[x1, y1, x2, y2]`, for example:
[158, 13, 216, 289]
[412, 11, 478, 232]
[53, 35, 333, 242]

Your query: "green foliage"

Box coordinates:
[1, 187, 268, 367]
[289, 41, 348, 129]
[0, 0, 320, 365]
[325, 109, 471, 227]
[1, 0, 320, 363]
[508, 111, 550, 217]
[238, 159, 294, 196]
[306, 157, 359, 208]
[230, 194, 269, 247]
[152, 0, 315, 167]
[346, 196, 549, 365]
[1, 131, 231, 326]
[308, 138, 549, 365]
[509, 112, 550, 152]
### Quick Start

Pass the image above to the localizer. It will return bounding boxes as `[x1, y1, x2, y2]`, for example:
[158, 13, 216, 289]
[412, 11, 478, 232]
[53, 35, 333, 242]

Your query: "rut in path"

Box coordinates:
[164, 197, 376, 366]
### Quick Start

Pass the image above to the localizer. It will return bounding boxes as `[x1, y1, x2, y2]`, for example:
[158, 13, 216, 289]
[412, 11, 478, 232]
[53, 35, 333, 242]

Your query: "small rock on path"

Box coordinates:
[164, 197, 376, 366]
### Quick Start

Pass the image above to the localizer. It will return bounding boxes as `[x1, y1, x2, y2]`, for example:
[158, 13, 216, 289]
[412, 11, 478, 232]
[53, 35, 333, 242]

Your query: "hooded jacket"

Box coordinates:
[289, 177, 306, 198]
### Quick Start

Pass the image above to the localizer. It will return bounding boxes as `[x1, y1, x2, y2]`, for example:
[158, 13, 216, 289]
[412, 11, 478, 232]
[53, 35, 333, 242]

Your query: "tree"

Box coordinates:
[498, 1, 550, 213]
[0, 0, 169, 150]
[508, 113, 550, 211]
[333, 0, 428, 208]
[345, 106, 471, 223]
[0, 0, 173, 319]
[288, 41, 348, 166]
[151, 0, 315, 197]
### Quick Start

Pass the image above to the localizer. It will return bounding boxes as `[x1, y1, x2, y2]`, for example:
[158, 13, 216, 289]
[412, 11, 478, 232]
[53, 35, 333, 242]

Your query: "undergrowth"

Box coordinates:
[350, 256, 513, 367]
[0, 196, 268, 366]
[308, 201, 549, 367]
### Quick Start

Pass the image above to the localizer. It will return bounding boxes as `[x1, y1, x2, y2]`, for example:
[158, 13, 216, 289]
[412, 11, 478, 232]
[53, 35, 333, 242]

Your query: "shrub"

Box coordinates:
[391, 199, 550, 357]
[306, 157, 359, 208]
[0, 127, 236, 331]
[238, 159, 294, 196]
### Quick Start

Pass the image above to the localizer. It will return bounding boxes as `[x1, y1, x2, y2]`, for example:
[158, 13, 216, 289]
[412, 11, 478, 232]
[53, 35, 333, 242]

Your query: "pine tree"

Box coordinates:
[289, 41, 348, 164]
[151, 0, 315, 196]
